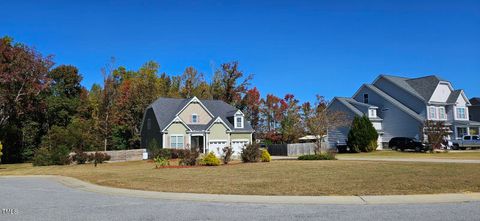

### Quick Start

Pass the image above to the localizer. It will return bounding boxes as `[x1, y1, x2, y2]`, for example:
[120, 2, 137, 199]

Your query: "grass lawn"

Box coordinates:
[1, 160, 479, 196]
[337, 150, 480, 159]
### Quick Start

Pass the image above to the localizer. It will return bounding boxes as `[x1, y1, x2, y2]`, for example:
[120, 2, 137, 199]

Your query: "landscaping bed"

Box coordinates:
[1, 160, 480, 196]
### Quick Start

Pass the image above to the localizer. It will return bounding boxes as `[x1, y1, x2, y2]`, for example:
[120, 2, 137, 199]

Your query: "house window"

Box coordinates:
[457, 127, 468, 139]
[235, 116, 243, 128]
[363, 94, 369, 104]
[191, 114, 199, 123]
[456, 107, 466, 119]
[470, 127, 479, 136]
[170, 135, 184, 148]
[369, 109, 376, 118]
[428, 106, 436, 119]
[147, 118, 151, 130]
[438, 107, 446, 120]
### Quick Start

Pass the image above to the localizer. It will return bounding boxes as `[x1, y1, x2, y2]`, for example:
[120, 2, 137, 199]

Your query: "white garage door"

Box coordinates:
[231, 140, 249, 155]
[208, 141, 227, 156]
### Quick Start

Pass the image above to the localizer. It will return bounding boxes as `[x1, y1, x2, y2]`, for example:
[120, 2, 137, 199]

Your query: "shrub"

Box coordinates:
[298, 153, 336, 160]
[260, 149, 271, 162]
[154, 156, 170, 168]
[147, 139, 161, 159]
[179, 149, 199, 166]
[88, 152, 111, 167]
[347, 115, 378, 153]
[156, 148, 172, 159]
[170, 149, 189, 159]
[201, 152, 220, 166]
[32, 147, 53, 166]
[72, 150, 89, 164]
[241, 143, 261, 163]
[221, 146, 234, 164]
[32, 145, 72, 166]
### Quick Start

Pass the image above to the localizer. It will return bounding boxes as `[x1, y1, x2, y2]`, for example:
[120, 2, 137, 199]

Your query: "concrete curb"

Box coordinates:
[1, 175, 479, 205]
[336, 157, 480, 164]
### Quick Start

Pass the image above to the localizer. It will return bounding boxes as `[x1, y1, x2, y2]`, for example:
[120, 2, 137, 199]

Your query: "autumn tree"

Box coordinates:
[211, 61, 252, 107]
[242, 87, 261, 134]
[302, 95, 348, 154]
[280, 94, 303, 143]
[422, 120, 449, 151]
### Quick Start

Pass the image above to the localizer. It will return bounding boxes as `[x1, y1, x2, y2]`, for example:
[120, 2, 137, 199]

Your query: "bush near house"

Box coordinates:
[147, 139, 161, 159]
[260, 149, 271, 162]
[179, 149, 199, 166]
[347, 115, 378, 153]
[298, 153, 336, 160]
[241, 143, 262, 163]
[154, 156, 170, 168]
[201, 152, 221, 166]
[221, 146, 234, 164]
[0, 141, 3, 163]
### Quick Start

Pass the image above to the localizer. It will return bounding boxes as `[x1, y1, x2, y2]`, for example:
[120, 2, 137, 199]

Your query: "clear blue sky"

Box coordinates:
[1, 0, 479, 102]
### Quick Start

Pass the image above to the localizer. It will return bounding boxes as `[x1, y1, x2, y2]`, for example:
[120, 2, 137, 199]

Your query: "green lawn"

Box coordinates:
[337, 150, 480, 159]
[1, 160, 479, 196]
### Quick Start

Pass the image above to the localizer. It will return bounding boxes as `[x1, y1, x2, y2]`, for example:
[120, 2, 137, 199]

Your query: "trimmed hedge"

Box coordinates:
[298, 153, 336, 160]
[260, 149, 271, 162]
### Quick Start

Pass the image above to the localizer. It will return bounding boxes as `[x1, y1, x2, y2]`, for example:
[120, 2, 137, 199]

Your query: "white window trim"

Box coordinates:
[455, 107, 468, 120]
[438, 107, 446, 120]
[428, 106, 437, 120]
[170, 134, 184, 149]
[235, 116, 244, 128]
[191, 113, 199, 124]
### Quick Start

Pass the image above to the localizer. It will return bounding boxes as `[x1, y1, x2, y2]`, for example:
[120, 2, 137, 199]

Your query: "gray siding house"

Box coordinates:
[327, 75, 480, 149]
[141, 97, 254, 156]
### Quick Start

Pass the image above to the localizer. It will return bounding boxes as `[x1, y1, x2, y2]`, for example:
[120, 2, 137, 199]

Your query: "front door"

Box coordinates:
[191, 136, 204, 153]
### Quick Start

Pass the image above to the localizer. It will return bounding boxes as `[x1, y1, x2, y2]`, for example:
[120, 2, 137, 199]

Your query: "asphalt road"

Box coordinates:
[0, 177, 479, 221]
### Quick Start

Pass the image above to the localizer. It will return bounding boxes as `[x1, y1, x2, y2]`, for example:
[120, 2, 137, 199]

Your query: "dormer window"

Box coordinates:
[235, 116, 243, 128]
[368, 109, 377, 118]
[191, 114, 199, 123]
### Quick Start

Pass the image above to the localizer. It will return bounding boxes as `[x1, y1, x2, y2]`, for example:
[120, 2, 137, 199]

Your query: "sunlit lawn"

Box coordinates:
[1, 160, 479, 196]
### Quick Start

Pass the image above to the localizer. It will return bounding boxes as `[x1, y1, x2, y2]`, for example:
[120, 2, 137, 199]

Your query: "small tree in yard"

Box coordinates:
[422, 120, 449, 152]
[347, 115, 378, 153]
[301, 95, 348, 154]
[241, 143, 262, 163]
[221, 146, 234, 164]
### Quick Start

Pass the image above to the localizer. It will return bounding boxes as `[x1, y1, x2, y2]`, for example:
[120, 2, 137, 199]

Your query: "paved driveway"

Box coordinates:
[1, 177, 479, 221]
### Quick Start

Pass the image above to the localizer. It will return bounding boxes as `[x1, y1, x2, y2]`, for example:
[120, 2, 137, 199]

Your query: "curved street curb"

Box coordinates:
[1, 175, 479, 205]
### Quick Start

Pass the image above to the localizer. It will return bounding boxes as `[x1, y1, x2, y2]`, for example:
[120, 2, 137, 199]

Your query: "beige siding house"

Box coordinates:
[141, 97, 254, 156]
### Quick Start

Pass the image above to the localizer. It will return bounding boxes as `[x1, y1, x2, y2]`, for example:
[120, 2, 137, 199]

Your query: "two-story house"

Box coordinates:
[327, 75, 480, 149]
[141, 97, 254, 156]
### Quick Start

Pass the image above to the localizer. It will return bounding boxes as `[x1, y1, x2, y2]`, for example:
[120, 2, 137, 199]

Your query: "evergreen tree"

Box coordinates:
[347, 115, 378, 152]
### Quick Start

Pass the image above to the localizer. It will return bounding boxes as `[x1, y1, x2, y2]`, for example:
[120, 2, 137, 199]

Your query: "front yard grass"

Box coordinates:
[337, 150, 480, 159]
[1, 160, 479, 196]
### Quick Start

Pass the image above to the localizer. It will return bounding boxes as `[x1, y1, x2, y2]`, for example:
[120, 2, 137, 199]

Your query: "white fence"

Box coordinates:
[72, 149, 147, 162]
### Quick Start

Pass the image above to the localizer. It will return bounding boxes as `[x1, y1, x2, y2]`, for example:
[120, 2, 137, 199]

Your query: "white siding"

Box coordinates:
[430, 83, 451, 102]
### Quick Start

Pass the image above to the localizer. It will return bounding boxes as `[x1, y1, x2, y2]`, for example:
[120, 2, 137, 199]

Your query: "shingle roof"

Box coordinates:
[148, 97, 253, 132]
[364, 84, 424, 122]
[379, 75, 445, 102]
[470, 97, 480, 106]
[447, 90, 462, 104]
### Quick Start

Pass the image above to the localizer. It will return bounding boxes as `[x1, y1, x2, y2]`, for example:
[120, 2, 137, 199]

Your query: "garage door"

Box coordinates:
[231, 140, 249, 155]
[208, 141, 227, 156]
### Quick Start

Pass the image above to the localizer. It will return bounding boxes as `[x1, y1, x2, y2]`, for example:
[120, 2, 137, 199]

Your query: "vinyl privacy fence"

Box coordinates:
[267, 142, 330, 156]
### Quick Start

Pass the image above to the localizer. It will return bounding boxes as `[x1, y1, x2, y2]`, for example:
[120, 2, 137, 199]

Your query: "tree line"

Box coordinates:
[0, 36, 347, 163]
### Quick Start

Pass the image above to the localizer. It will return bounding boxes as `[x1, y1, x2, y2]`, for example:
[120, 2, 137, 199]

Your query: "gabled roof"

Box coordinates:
[447, 90, 462, 104]
[148, 97, 253, 132]
[470, 97, 480, 106]
[333, 97, 382, 121]
[362, 84, 424, 122]
[376, 75, 448, 103]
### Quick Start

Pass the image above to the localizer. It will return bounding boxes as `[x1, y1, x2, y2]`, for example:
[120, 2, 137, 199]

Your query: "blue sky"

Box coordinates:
[1, 0, 479, 102]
